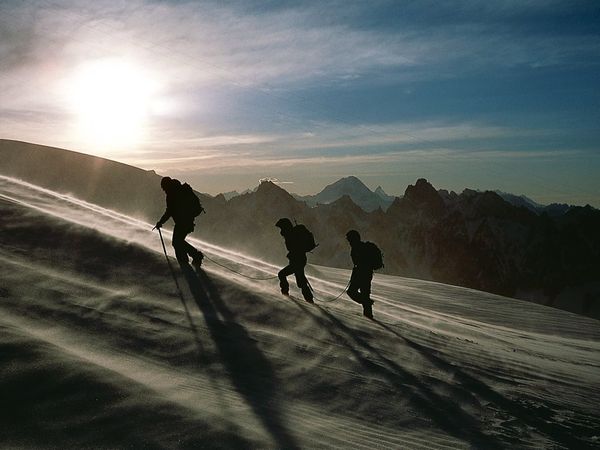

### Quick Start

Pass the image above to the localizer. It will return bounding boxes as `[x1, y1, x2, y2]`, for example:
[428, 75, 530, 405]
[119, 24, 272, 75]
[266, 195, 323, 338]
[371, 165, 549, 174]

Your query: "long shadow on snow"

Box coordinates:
[374, 319, 596, 449]
[290, 299, 503, 449]
[181, 266, 300, 450]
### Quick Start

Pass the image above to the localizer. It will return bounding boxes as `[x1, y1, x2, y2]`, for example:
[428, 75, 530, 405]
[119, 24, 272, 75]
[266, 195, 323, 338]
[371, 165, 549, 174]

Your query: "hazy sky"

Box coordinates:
[1, 0, 599, 205]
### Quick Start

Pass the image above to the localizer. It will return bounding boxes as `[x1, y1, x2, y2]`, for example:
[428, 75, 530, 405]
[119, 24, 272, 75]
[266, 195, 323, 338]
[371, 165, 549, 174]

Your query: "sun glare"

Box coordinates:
[66, 59, 159, 153]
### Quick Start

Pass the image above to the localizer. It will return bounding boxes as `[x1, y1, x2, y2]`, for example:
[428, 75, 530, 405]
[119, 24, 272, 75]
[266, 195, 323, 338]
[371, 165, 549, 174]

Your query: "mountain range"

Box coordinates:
[221, 176, 396, 212]
[224, 178, 575, 216]
[1, 139, 598, 319]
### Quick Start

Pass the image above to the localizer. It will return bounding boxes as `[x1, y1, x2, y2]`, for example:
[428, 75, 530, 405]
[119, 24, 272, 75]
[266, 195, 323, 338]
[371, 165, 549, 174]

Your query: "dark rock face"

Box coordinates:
[2, 140, 598, 319]
[404, 178, 444, 208]
[388, 178, 446, 220]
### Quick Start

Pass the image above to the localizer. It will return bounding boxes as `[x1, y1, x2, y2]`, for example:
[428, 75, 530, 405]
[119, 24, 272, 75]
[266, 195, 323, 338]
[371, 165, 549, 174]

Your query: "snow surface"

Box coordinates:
[1, 175, 599, 449]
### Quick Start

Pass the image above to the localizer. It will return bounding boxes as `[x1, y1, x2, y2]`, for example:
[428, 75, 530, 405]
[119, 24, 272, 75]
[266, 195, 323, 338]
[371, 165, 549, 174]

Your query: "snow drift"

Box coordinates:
[1, 175, 599, 449]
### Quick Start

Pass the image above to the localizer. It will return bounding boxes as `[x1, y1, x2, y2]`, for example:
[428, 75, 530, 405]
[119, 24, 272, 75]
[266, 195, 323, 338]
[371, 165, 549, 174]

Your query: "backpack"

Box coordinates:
[181, 183, 204, 218]
[363, 241, 384, 270]
[293, 224, 317, 253]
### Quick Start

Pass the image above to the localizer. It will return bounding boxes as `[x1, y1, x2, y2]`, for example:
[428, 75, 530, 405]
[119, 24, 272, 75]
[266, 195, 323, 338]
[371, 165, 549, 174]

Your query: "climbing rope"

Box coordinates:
[202, 254, 279, 281]
[204, 254, 351, 301]
[204, 254, 350, 301]
[157, 229, 349, 301]
[313, 279, 351, 303]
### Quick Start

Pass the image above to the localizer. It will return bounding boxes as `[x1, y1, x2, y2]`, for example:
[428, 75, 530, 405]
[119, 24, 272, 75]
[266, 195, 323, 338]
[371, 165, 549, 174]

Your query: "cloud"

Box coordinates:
[4, 0, 597, 94]
[149, 148, 583, 182]
[2, 0, 598, 128]
[258, 177, 294, 186]
[0, 1, 412, 85]
[1, 0, 598, 179]
[267, 122, 532, 152]
[141, 119, 544, 156]
[115, 119, 572, 175]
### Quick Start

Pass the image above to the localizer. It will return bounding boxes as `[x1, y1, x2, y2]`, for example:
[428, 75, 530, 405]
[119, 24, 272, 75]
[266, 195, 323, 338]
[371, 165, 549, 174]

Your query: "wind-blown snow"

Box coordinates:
[1, 175, 599, 449]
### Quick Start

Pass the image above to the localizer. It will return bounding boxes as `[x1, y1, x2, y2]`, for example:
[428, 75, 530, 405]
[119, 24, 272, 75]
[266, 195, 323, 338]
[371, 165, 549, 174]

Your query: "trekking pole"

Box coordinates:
[156, 227, 203, 341]
[157, 227, 185, 297]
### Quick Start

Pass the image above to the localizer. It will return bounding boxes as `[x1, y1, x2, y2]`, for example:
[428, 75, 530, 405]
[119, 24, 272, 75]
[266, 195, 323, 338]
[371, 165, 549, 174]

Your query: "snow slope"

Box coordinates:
[1, 175, 599, 449]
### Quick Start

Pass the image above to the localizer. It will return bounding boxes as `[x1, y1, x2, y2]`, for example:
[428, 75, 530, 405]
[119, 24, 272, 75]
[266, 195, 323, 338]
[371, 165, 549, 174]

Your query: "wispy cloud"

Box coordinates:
[265, 122, 538, 152]
[146, 148, 584, 184]
[2, 0, 598, 138]
[135, 119, 547, 157]
[3, 0, 598, 93]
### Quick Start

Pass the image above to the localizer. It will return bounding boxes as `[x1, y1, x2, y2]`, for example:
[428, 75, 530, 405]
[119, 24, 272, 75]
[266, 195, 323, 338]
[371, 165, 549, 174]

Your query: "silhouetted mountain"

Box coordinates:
[487, 190, 576, 217]
[374, 185, 396, 203]
[495, 190, 542, 212]
[2, 140, 598, 319]
[222, 190, 240, 200]
[220, 188, 255, 200]
[237, 177, 396, 212]
[300, 176, 395, 211]
[541, 203, 574, 217]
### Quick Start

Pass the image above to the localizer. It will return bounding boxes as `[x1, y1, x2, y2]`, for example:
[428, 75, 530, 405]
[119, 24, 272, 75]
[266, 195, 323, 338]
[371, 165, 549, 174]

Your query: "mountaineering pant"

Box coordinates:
[278, 253, 313, 301]
[347, 266, 373, 305]
[172, 220, 201, 264]
[347, 266, 374, 318]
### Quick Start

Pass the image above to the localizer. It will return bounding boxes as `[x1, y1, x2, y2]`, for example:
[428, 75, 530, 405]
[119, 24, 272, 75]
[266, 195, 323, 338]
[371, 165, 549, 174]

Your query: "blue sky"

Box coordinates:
[1, 0, 599, 205]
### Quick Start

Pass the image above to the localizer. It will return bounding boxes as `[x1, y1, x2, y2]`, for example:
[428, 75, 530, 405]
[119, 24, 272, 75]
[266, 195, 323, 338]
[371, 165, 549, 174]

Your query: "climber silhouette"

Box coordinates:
[275, 218, 314, 303]
[345, 230, 379, 319]
[155, 177, 204, 270]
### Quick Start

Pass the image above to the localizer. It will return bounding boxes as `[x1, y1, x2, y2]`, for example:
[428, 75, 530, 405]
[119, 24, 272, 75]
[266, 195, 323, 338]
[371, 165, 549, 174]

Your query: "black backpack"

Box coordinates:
[293, 224, 317, 253]
[181, 183, 204, 218]
[363, 241, 384, 270]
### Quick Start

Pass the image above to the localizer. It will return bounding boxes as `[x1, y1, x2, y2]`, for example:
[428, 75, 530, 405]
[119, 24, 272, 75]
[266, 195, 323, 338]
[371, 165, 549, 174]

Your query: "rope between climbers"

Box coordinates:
[157, 229, 348, 301]
[205, 255, 349, 301]
[315, 279, 351, 303]
[203, 254, 279, 280]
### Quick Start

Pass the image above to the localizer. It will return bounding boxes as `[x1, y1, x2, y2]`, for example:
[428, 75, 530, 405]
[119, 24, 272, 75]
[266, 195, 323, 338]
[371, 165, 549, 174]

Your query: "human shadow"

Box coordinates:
[175, 277, 206, 356]
[374, 319, 596, 449]
[155, 252, 207, 362]
[181, 266, 299, 450]
[290, 299, 503, 449]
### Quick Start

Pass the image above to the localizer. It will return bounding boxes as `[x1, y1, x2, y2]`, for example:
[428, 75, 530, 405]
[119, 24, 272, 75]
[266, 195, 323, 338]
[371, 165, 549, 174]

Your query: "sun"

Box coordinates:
[65, 59, 158, 153]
